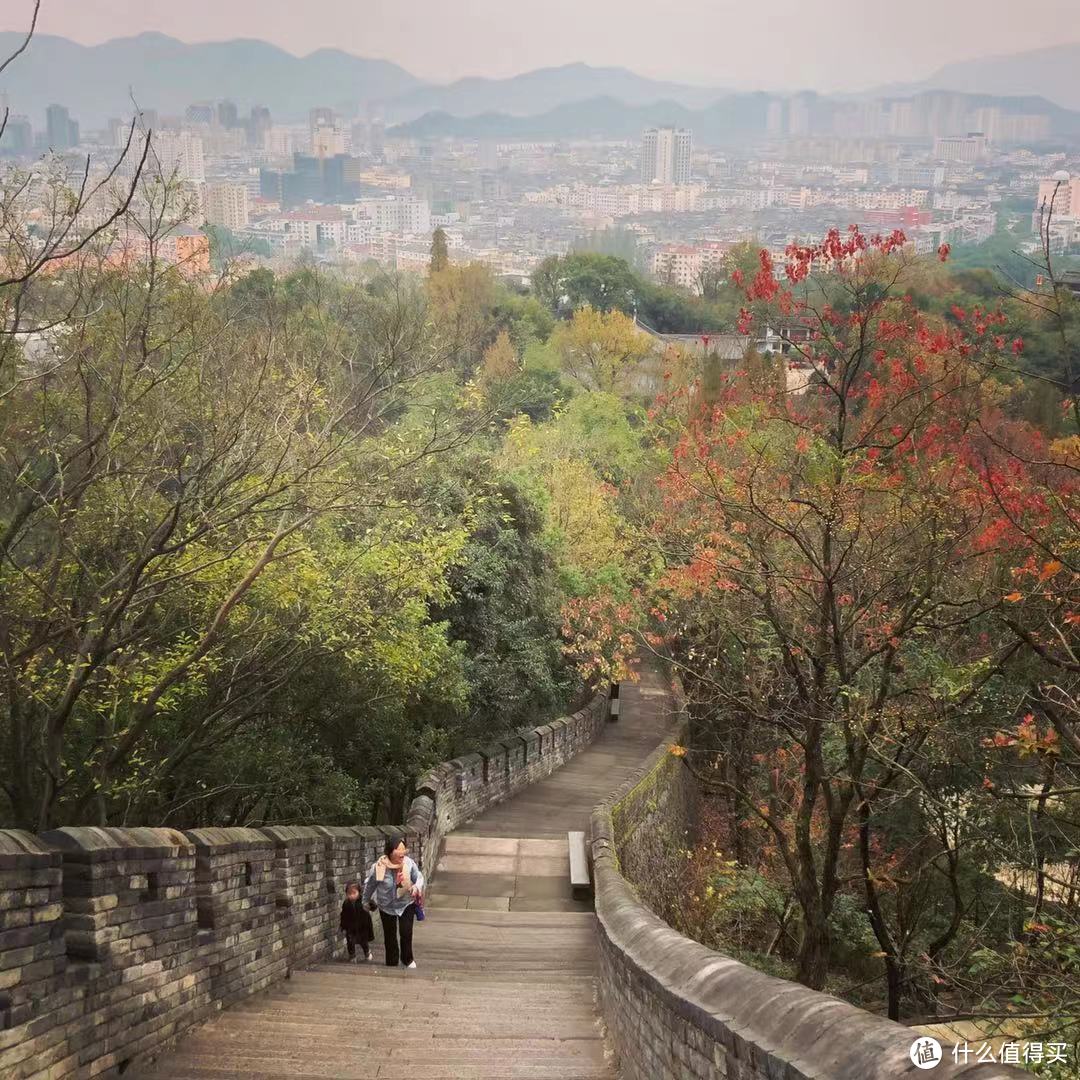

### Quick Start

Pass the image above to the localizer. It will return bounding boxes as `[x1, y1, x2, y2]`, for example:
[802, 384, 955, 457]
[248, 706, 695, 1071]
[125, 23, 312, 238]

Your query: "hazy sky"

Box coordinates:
[2, 0, 1077, 90]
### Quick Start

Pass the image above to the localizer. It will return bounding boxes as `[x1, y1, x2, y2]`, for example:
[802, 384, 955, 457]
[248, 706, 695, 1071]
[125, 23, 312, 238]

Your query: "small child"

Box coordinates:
[339, 881, 374, 961]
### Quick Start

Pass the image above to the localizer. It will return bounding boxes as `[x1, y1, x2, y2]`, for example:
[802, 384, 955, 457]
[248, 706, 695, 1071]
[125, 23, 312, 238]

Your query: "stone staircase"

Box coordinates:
[132, 673, 680, 1080]
[135, 877, 611, 1080]
[427, 834, 593, 913]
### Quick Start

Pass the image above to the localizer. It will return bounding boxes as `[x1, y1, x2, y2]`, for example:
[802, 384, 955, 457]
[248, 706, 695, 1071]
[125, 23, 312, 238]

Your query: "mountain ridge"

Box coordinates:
[3, 31, 1080, 132]
[393, 90, 1080, 145]
[0, 31, 425, 125]
[0, 31, 730, 128]
[383, 63, 727, 122]
[868, 41, 1080, 111]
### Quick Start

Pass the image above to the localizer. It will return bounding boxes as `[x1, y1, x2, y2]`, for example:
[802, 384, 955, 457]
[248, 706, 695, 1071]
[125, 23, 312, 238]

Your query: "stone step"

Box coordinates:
[140, 1065, 613, 1080]
[429, 893, 594, 913]
[439, 835, 568, 857]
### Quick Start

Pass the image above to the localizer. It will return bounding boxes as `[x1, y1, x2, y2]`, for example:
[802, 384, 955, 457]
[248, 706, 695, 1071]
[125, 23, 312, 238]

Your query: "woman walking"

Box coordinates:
[362, 835, 424, 969]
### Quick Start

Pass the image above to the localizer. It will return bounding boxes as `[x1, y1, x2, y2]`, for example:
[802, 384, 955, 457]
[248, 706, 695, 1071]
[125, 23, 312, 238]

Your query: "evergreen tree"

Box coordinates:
[430, 227, 450, 274]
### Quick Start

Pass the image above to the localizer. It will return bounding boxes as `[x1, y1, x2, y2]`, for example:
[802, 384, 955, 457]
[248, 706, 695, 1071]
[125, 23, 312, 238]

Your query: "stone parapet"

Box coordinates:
[590, 677, 1025, 1080]
[0, 688, 608, 1078]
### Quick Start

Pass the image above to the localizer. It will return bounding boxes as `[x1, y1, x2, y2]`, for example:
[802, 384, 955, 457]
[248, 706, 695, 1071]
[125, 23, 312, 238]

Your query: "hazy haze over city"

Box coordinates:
[1, 0, 1077, 90]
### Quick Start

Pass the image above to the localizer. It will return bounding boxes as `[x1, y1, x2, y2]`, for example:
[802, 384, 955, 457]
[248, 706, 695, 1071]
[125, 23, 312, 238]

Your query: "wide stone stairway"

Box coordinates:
[134, 669, 672, 1080]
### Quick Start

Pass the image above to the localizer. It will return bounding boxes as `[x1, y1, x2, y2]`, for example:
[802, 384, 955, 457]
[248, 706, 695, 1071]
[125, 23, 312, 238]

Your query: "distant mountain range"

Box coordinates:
[384, 64, 725, 122]
[394, 95, 770, 142]
[0, 32, 423, 125]
[2, 31, 1080, 138]
[395, 91, 1080, 144]
[0, 32, 726, 128]
[875, 43, 1080, 112]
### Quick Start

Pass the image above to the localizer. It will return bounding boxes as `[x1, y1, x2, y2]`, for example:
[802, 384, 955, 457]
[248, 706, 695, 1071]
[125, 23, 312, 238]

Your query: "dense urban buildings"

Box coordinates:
[1, 84, 1076, 283]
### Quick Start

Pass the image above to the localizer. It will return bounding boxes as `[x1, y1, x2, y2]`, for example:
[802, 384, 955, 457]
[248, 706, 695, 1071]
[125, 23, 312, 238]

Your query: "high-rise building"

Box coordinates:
[788, 94, 813, 136]
[246, 106, 272, 148]
[766, 100, 784, 137]
[641, 127, 692, 185]
[264, 126, 293, 157]
[0, 115, 33, 154]
[368, 112, 385, 156]
[135, 108, 159, 134]
[1037, 173, 1080, 219]
[150, 131, 206, 183]
[309, 107, 334, 135]
[202, 183, 250, 230]
[185, 103, 215, 126]
[312, 124, 346, 159]
[216, 101, 239, 129]
[970, 108, 1050, 144]
[46, 104, 79, 150]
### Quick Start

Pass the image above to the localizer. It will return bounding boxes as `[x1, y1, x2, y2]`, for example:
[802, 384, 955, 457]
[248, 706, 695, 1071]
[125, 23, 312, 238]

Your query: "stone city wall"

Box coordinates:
[0, 689, 608, 1079]
[590, 676, 1026, 1080]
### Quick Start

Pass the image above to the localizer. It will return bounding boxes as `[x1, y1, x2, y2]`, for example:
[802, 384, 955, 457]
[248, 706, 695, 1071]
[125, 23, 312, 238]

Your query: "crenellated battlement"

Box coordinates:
[0, 690, 609, 1080]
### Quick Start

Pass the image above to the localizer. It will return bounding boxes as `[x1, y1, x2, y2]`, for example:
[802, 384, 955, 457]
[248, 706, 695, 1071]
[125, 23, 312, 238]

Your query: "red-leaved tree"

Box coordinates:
[642, 228, 1061, 1002]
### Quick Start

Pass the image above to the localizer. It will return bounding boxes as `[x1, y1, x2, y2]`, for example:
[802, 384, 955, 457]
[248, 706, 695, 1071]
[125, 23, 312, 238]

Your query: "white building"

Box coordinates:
[933, 133, 989, 164]
[149, 131, 205, 184]
[252, 209, 348, 251]
[641, 127, 693, 185]
[651, 241, 731, 292]
[352, 195, 431, 236]
[202, 183, 250, 230]
[1037, 173, 1080, 219]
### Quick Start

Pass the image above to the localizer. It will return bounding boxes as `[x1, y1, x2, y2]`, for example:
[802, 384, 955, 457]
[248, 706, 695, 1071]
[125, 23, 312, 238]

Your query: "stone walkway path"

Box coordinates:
[135, 667, 673, 1080]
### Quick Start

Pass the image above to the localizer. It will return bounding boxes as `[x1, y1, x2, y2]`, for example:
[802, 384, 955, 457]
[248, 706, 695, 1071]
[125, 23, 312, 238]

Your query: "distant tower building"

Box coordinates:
[1, 115, 33, 154]
[309, 107, 335, 135]
[202, 183, 250, 229]
[350, 119, 370, 153]
[312, 124, 346, 159]
[787, 93, 813, 136]
[185, 102, 215, 126]
[135, 108, 159, 134]
[46, 104, 79, 149]
[216, 101, 239, 129]
[248, 106, 272, 147]
[641, 127, 692, 185]
[369, 115, 385, 156]
[766, 100, 785, 137]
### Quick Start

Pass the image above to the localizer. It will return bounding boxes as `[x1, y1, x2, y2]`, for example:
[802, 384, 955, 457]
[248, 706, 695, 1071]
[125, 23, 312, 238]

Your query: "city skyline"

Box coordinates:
[2, 0, 1078, 93]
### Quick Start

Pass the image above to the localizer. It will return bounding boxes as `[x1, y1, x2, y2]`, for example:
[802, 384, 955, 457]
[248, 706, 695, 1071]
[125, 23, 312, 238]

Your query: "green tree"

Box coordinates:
[430, 226, 450, 274]
[531, 253, 641, 317]
[550, 305, 654, 394]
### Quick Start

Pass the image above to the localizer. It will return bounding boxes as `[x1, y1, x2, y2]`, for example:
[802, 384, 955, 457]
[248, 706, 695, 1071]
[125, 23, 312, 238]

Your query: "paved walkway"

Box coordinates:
[135, 667, 673, 1080]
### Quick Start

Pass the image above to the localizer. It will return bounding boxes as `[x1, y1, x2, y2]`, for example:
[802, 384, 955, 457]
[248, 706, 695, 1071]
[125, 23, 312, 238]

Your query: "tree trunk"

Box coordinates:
[796, 906, 831, 989]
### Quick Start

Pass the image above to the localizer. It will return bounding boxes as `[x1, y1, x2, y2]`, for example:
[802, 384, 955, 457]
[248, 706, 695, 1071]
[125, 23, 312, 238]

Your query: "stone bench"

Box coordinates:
[568, 830, 590, 900]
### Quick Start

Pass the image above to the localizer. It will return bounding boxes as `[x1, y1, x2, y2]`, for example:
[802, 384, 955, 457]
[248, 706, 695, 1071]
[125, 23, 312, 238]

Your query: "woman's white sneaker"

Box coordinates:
[406, 961, 417, 969]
